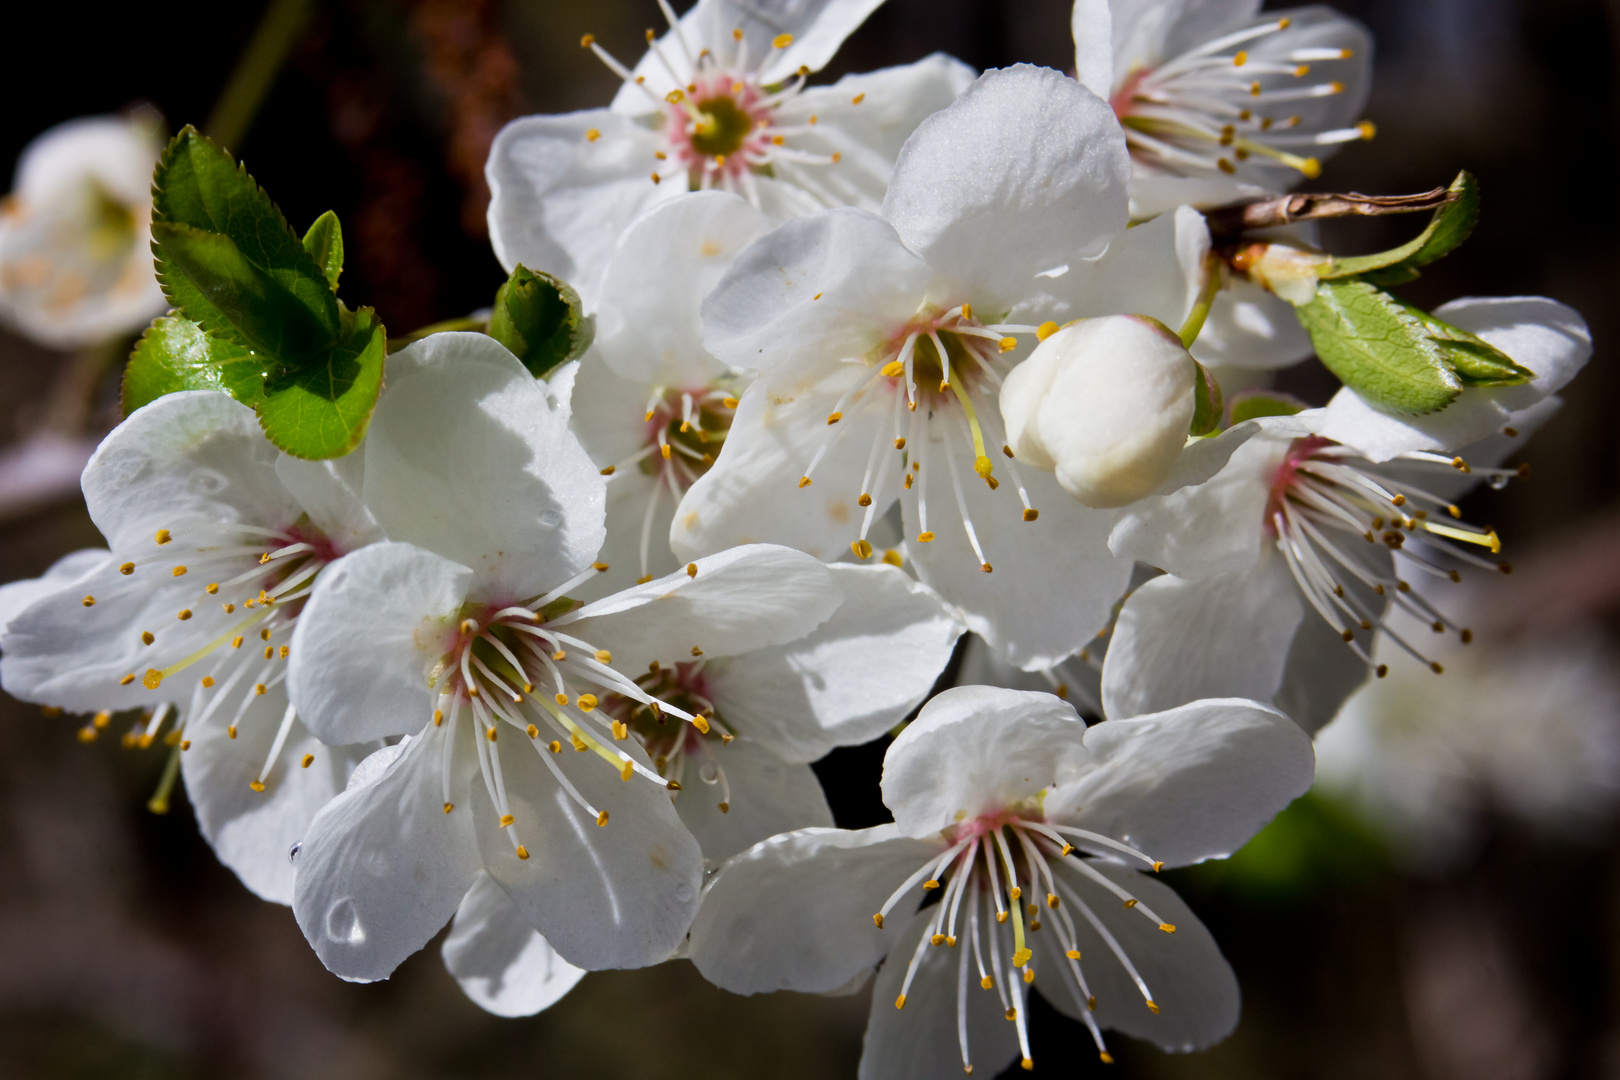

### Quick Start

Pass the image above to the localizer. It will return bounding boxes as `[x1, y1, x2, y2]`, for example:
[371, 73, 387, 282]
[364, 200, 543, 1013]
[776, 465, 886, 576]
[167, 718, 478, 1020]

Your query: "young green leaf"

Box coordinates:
[1295, 279, 1461, 415]
[1401, 303, 1534, 388]
[256, 307, 388, 459]
[150, 126, 339, 361]
[122, 315, 265, 416]
[1321, 171, 1479, 281]
[487, 264, 594, 378]
[1189, 360, 1224, 436]
[302, 210, 344, 291]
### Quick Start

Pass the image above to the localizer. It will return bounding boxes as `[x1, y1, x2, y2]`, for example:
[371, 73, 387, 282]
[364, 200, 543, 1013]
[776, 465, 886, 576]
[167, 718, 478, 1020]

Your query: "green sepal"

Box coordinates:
[255, 306, 388, 459]
[122, 315, 266, 416]
[302, 210, 344, 291]
[1228, 391, 1307, 426]
[1321, 171, 1479, 281]
[1189, 360, 1224, 436]
[1399, 303, 1533, 388]
[487, 264, 594, 378]
[152, 127, 340, 363]
[1295, 278, 1461, 416]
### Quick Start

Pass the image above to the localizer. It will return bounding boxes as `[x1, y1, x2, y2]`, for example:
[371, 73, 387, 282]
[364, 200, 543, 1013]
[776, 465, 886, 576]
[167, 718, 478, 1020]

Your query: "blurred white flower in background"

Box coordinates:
[1315, 569, 1620, 870]
[0, 113, 168, 348]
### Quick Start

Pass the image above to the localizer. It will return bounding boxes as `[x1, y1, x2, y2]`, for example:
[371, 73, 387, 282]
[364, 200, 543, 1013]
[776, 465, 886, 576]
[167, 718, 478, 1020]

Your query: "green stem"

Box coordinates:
[203, 0, 317, 152]
[1178, 253, 1223, 348]
[387, 316, 490, 353]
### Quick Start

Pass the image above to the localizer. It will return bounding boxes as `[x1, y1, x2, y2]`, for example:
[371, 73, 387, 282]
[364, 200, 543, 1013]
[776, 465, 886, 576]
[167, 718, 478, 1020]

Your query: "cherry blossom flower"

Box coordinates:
[690, 685, 1313, 1075]
[486, 0, 974, 304]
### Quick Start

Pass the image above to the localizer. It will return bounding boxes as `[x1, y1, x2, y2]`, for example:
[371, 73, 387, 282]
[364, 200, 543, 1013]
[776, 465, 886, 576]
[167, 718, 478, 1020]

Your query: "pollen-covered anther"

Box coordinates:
[154, 529, 171, 545]
[577, 694, 598, 712]
[851, 539, 873, 560]
[596, 810, 609, 826]
[443, 801, 455, 813]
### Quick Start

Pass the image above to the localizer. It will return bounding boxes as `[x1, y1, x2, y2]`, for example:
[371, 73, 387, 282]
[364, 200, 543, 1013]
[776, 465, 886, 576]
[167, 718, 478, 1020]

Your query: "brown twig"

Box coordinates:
[1204, 186, 1454, 238]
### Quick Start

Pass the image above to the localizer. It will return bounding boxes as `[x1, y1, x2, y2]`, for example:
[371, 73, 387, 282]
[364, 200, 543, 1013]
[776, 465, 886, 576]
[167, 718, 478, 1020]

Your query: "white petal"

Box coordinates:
[1072, 0, 1116, 99]
[1241, 7, 1372, 153]
[1191, 279, 1314, 370]
[904, 458, 1131, 672]
[1108, 0, 1260, 75]
[1108, 420, 1293, 578]
[485, 110, 673, 305]
[1049, 697, 1314, 867]
[1126, 174, 1267, 220]
[362, 332, 605, 600]
[1037, 861, 1239, 1051]
[181, 685, 366, 904]
[83, 390, 295, 552]
[1101, 553, 1302, 720]
[883, 65, 1129, 311]
[669, 365, 897, 563]
[472, 735, 702, 970]
[688, 825, 944, 994]
[703, 564, 964, 763]
[441, 871, 586, 1017]
[700, 208, 931, 377]
[858, 907, 1020, 1080]
[674, 738, 833, 863]
[1272, 584, 1374, 735]
[556, 544, 839, 675]
[595, 192, 771, 387]
[292, 730, 482, 982]
[1030, 205, 1210, 330]
[0, 547, 107, 635]
[273, 453, 381, 556]
[1320, 297, 1591, 462]
[883, 686, 1090, 838]
[288, 542, 472, 744]
[753, 0, 890, 85]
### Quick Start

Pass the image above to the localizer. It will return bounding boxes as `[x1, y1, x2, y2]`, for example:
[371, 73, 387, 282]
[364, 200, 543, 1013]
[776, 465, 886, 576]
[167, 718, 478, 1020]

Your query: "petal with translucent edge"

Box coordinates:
[883, 686, 1090, 838]
[773, 55, 978, 212]
[857, 905, 1020, 1080]
[595, 192, 771, 388]
[670, 365, 896, 563]
[1048, 697, 1314, 867]
[1126, 173, 1265, 220]
[485, 110, 673, 305]
[553, 544, 838, 675]
[1241, 7, 1372, 148]
[292, 729, 481, 982]
[181, 682, 366, 904]
[1320, 297, 1591, 462]
[1072, 0, 1116, 99]
[883, 65, 1129, 312]
[903, 452, 1130, 672]
[611, 0, 886, 114]
[688, 825, 944, 994]
[273, 453, 380, 556]
[1192, 279, 1314, 370]
[674, 739, 833, 863]
[1027, 205, 1209, 331]
[441, 871, 586, 1017]
[361, 332, 604, 601]
[1272, 574, 1375, 735]
[1036, 860, 1238, 1051]
[1107, 0, 1261, 77]
[701, 207, 931, 378]
[0, 547, 106, 635]
[1101, 553, 1302, 721]
[1109, 416, 1306, 578]
[287, 542, 471, 745]
[703, 564, 964, 764]
[82, 390, 298, 553]
[471, 735, 701, 971]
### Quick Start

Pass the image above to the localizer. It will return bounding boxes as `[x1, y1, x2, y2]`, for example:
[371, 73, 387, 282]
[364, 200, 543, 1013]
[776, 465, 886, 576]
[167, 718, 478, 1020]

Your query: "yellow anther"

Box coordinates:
[263, 646, 273, 659]
[1357, 119, 1377, 140]
[227, 726, 237, 739]
[856, 493, 873, 508]
[526, 724, 539, 739]
[1009, 886, 1021, 901]
[881, 360, 906, 377]
[260, 553, 272, 564]
[980, 975, 994, 990]
[923, 879, 940, 890]
[1036, 321, 1058, 341]
[1233, 50, 1247, 66]
[718, 800, 730, 813]
[651, 172, 662, 184]
[1099, 1051, 1113, 1064]
[851, 539, 873, 560]
[92, 711, 111, 729]
[81, 595, 95, 607]
[691, 645, 704, 657]
[665, 89, 684, 104]
[873, 913, 885, 929]
[686, 563, 699, 578]
[250, 780, 266, 792]
[720, 732, 734, 744]
[1146, 1000, 1160, 1014]
[516, 846, 530, 860]
[931, 933, 946, 946]
[882, 549, 903, 567]
[826, 411, 842, 425]
[176, 608, 192, 621]
[444, 801, 455, 813]
[298, 753, 314, 768]
[222, 603, 234, 613]
[666, 779, 681, 791]
[155, 529, 171, 545]
[1301, 157, 1322, 179]
[141, 631, 155, 645]
[180, 739, 191, 751]
[772, 32, 794, 48]
[1123, 898, 1138, 909]
[594, 648, 614, 663]
[1005, 1007, 1017, 1021]
[1088, 996, 1098, 1011]
[600, 465, 616, 476]
[692, 713, 710, 733]
[1023, 968, 1035, 984]
[555, 693, 569, 706]
[120, 673, 135, 686]
[120, 562, 135, 575]
[142, 669, 163, 689]
[553, 650, 566, 661]
[1047, 892, 1059, 909]
[1012, 946, 1031, 967]
[894, 994, 907, 1009]
[917, 531, 935, 543]
[722, 396, 740, 409]
[996, 911, 1008, 924]
[586, 128, 601, 142]
[1065, 949, 1082, 960]
[577, 694, 598, 712]
[549, 740, 562, 753]
[580, 33, 595, 47]
[893, 437, 906, 449]
[732, 27, 743, 40]
[76, 726, 96, 744]
[798, 476, 812, 488]
[255, 683, 266, 695]
[597, 810, 610, 826]
[592, 562, 609, 573]
[499, 813, 515, 827]
[612, 720, 628, 741]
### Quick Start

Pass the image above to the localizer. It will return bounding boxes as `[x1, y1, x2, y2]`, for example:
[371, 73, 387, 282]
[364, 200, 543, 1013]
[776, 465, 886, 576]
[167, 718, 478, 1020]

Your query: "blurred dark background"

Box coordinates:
[1, 0, 1618, 1077]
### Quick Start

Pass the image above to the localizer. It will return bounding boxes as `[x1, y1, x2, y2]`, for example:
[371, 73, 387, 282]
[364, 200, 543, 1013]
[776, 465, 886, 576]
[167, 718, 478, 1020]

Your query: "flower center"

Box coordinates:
[872, 810, 1172, 1071]
[684, 89, 755, 158]
[1114, 16, 1371, 179]
[602, 658, 739, 814]
[1266, 435, 1522, 675]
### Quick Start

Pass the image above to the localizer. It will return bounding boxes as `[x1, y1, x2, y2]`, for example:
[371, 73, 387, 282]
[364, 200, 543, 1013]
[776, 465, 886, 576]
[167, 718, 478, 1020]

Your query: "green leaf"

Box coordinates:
[302, 210, 344, 291]
[1295, 278, 1461, 415]
[122, 315, 265, 416]
[1189, 360, 1223, 436]
[487, 264, 594, 378]
[1402, 303, 1534, 388]
[151, 126, 339, 361]
[256, 307, 388, 459]
[1228, 391, 1306, 425]
[1322, 171, 1479, 281]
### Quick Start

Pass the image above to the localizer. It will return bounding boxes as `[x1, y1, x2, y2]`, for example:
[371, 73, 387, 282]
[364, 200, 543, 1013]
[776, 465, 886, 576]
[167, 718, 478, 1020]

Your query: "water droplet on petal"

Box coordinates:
[675, 881, 694, 903]
[538, 510, 563, 528]
[698, 761, 720, 785]
[1487, 474, 1510, 490]
[288, 842, 302, 864]
[326, 898, 366, 946]
[187, 468, 228, 496]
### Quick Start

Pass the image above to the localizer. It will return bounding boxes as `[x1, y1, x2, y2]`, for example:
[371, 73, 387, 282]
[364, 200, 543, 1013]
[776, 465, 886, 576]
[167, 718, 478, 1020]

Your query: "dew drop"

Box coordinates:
[698, 761, 720, 785]
[288, 842, 302, 864]
[325, 898, 366, 945]
[187, 468, 229, 496]
[538, 510, 563, 528]
[1487, 474, 1510, 491]
[675, 881, 695, 903]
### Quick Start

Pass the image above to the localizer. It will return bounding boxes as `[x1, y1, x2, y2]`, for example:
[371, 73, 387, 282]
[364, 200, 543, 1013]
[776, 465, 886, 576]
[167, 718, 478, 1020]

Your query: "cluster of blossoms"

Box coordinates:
[0, 0, 1596, 1075]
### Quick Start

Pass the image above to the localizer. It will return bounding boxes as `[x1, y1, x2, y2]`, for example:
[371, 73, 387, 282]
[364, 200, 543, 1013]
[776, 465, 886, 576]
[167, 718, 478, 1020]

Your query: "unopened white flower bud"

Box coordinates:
[1000, 315, 1197, 508]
